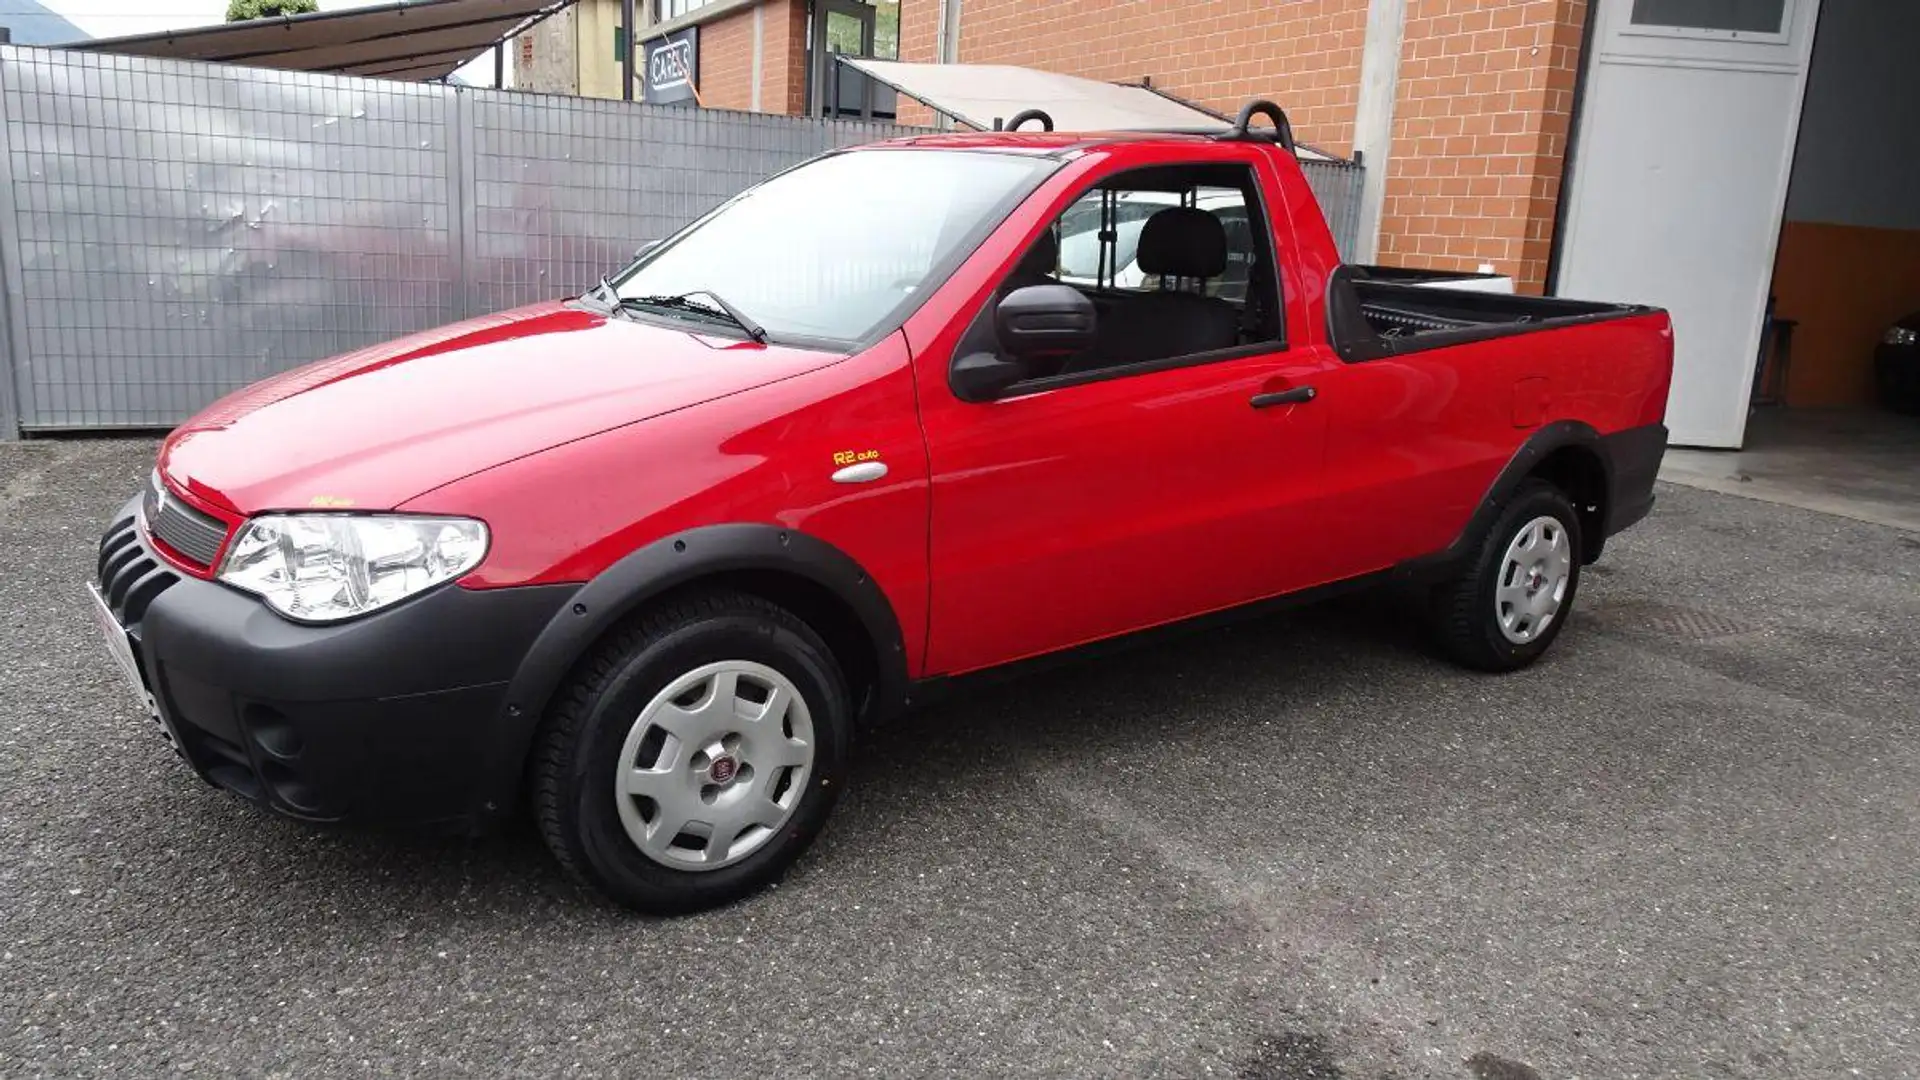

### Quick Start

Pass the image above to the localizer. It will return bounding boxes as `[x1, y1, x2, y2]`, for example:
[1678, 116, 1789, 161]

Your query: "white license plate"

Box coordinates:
[85, 583, 169, 739]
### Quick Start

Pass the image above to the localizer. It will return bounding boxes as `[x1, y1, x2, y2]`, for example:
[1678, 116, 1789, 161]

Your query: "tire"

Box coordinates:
[1429, 479, 1583, 673]
[531, 590, 852, 914]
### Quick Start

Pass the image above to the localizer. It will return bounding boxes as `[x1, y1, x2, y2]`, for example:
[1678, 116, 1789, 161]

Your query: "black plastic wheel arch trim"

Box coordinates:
[1597, 422, 1668, 539]
[1396, 420, 1619, 580]
[473, 523, 911, 822]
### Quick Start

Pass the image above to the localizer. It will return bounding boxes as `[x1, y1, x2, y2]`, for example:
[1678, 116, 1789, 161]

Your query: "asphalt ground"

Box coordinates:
[2, 437, 1916, 1079]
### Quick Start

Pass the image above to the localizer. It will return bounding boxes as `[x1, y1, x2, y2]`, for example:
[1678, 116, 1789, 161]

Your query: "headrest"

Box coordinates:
[1137, 206, 1228, 279]
[1014, 228, 1058, 281]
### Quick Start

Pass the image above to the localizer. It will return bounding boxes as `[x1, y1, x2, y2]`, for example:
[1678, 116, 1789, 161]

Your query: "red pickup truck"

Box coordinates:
[91, 103, 1671, 913]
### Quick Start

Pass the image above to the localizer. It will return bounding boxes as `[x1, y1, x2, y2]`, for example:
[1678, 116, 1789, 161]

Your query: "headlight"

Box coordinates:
[1884, 326, 1919, 347]
[217, 514, 488, 623]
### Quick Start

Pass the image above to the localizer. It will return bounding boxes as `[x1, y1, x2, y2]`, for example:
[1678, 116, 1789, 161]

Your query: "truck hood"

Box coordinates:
[160, 302, 841, 514]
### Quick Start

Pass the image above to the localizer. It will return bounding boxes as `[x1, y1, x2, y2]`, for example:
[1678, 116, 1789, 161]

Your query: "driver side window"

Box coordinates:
[1055, 189, 1256, 303]
[998, 162, 1284, 383]
[1056, 197, 1159, 284]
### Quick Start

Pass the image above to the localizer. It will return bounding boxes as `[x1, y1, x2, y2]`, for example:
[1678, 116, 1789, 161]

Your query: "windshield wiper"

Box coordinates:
[623, 290, 768, 344]
[583, 275, 621, 313]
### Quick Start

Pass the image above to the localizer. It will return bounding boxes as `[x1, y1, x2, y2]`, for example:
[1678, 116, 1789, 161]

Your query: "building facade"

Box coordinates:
[527, 0, 1587, 294]
[515, 0, 630, 99]
[519, 0, 1918, 445]
[897, 0, 1584, 293]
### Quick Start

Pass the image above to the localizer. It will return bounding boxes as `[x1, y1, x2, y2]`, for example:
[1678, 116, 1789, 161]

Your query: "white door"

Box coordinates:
[1555, 0, 1822, 448]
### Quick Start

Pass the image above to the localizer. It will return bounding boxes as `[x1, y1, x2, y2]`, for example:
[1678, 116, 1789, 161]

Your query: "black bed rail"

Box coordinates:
[989, 98, 1297, 152]
[996, 109, 1055, 132]
[1226, 100, 1295, 151]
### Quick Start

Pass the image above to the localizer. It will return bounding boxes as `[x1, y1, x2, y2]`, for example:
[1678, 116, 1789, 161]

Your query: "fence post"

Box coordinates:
[0, 48, 25, 440]
[447, 85, 478, 323]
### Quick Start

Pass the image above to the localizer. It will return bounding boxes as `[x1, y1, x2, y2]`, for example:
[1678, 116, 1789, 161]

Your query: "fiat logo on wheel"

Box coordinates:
[708, 756, 738, 784]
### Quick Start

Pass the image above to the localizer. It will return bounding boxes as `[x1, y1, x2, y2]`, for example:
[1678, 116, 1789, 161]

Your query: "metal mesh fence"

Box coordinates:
[465, 93, 902, 315]
[0, 46, 907, 433]
[0, 44, 1362, 435]
[1301, 157, 1364, 262]
[0, 49, 458, 430]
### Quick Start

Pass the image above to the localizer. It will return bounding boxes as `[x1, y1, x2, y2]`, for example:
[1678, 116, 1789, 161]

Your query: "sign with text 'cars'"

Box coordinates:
[644, 27, 699, 107]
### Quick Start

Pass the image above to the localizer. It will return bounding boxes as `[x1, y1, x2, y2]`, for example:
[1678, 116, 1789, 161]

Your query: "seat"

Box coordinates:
[1243, 253, 1281, 341]
[1087, 207, 1241, 369]
[997, 229, 1072, 376]
[1005, 228, 1059, 293]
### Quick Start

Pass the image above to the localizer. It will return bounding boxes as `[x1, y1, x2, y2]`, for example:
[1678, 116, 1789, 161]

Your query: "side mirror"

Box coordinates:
[995, 284, 1096, 359]
[950, 285, 1097, 403]
[951, 351, 1028, 403]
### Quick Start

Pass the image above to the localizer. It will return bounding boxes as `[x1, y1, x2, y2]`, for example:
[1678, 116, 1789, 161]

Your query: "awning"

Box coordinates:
[841, 59, 1339, 160]
[70, 0, 569, 83]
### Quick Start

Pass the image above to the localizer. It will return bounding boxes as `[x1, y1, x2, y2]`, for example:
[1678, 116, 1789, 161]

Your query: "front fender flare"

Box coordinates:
[471, 524, 910, 823]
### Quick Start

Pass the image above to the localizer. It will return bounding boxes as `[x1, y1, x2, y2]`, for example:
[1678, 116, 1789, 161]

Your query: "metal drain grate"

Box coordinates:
[1590, 599, 1761, 641]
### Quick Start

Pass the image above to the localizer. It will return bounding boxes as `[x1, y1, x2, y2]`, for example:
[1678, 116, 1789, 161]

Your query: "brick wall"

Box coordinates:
[896, 0, 939, 125]
[699, 8, 756, 110]
[694, 0, 1586, 291]
[899, 0, 1369, 149]
[769, 0, 809, 115]
[1378, 0, 1586, 292]
[692, 0, 809, 113]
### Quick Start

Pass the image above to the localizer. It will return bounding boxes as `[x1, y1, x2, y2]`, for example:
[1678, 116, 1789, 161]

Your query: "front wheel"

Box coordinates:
[1429, 480, 1583, 672]
[531, 591, 851, 914]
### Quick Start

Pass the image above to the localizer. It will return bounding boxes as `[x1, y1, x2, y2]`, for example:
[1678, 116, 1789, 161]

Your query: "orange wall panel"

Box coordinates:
[1769, 222, 1920, 407]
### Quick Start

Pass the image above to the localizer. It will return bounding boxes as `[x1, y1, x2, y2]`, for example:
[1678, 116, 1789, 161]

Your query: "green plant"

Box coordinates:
[226, 0, 319, 21]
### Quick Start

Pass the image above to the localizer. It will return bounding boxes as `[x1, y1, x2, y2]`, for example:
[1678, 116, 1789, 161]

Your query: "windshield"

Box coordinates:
[613, 149, 1056, 345]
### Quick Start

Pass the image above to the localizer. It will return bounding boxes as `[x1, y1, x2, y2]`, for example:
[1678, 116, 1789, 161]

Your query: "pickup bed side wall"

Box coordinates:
[1257, 144, 1673, 577]
[1314, 311, 1673, 574]
[1324, 270, 1658, 364]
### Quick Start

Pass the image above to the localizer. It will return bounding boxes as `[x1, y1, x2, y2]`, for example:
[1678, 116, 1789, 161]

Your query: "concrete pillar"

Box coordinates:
[1351, 0, 1407, 264]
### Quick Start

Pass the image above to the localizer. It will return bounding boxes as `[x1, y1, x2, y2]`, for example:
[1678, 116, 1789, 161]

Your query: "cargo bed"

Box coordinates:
[1326, 264, 1651, 362]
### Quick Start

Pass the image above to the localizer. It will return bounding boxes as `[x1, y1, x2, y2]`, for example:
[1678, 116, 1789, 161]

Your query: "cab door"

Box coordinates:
[907, 149, 1345, 676]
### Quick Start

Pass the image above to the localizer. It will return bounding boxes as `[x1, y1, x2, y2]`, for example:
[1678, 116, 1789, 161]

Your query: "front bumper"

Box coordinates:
[97, 497, 574, 829]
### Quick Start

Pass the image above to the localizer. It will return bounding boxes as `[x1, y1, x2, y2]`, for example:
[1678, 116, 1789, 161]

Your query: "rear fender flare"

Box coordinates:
[1400, 420, 1612, 579]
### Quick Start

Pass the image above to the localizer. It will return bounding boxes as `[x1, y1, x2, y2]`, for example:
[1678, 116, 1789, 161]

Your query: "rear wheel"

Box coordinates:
[1429, 480, 1583, 672]
[532, 590, 851, 914]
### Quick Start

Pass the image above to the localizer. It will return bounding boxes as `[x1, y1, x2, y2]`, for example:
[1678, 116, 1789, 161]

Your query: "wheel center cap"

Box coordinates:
[708, 755, 739, 784]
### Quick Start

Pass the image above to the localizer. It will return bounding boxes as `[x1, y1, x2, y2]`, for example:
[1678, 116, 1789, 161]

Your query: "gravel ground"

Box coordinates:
[2, 437, 1917, 1079]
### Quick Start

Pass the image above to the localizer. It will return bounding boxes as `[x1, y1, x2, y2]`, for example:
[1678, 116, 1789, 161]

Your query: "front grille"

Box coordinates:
[142, 472, 228, 568]
[99, 513, 183, 754]
[98, 513, 181, 628]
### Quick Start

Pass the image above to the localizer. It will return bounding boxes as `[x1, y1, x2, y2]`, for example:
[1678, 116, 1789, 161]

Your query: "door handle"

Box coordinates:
[1250, 386, 1317, 408]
